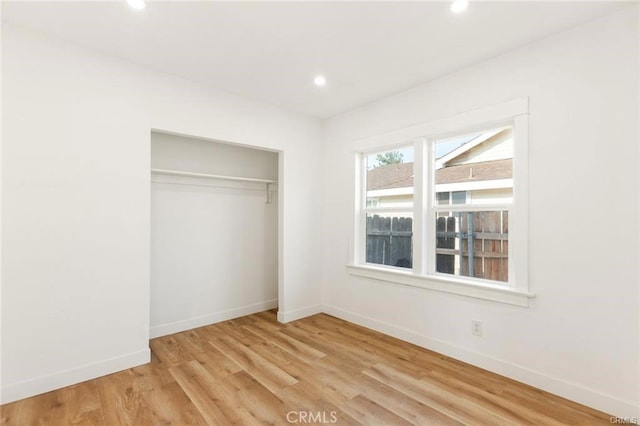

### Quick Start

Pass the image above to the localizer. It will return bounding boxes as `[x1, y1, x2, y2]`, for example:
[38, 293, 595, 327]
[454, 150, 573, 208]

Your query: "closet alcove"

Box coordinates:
[150, 131, 279, 338]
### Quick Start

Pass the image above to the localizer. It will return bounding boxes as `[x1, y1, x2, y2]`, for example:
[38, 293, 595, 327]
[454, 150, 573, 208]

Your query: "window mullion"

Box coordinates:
[424, 138, 435, 276]
[356, 153, 367, 265]
[412, 138, 426, 275]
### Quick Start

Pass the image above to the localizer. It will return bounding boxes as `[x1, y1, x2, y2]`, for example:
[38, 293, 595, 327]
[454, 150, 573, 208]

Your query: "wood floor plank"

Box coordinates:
[316, 314, 502, 387]
[2, 391, 68, 426]
[500, 382, 612, 425]
[226, 370, 292, 424]
[424, 369, 565, 426]
[142, 381, 208, 425]
[251, 311, 286, 333]
[1, 381, 104, 426]
[274, 380, 361, 426]
[150, 334, 196, 368]
[207, 329, 299, 393]
[364, 362, 517, 425]
[169, 360, 259, 426]
[242, 323, 327, 362]
[130, 351, 175, 393]
[278, 380, 361, 425]
[354, 373, 463, 426]
[94, 370, 155, 426]
[280, 322, 381, 367]
[192, 343, 245, 380]
[341, 394, 413, 426]
[243, 326, 362, 407]
[211, 321, 262, 346]
[252, 341, 362, 401]
[246, 325, 365, 402]
[1, 311, 613, 425]
[174, 330, 210, 354]
[52, 381, 103, 425]
[248, 339, 316, 382]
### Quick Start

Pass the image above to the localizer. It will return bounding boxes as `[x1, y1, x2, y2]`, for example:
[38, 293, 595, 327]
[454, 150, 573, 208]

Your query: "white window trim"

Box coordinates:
[435, 179, 513, 193]
[367, 187, 414, 197]
[358, 142, 415, 266]
[348, 98, 533, 307]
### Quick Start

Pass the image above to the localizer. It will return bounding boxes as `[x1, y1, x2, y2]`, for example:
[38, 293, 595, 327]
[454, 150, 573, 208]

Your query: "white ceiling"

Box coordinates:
[2, 1, 628, 118]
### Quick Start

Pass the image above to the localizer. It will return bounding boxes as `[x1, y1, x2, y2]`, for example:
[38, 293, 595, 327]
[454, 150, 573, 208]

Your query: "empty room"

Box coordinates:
[1, 1, 638, 424]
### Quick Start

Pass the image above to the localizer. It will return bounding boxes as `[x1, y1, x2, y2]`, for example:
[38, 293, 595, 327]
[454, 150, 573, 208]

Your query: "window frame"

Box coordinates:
[348, 98, 534, 307]
[359, 144, 416, 269]
[427, 123, 513, 285]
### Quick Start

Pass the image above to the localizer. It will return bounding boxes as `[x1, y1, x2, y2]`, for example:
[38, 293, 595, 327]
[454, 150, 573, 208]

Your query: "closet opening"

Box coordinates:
[150, 130, 280, 338]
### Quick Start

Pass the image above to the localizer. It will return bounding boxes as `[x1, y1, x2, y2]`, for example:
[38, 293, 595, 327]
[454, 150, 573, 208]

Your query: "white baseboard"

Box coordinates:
[277, 304, 322, 323]
[322, 304, 638, 419]
[0, 348, 150, 405]
[150, 299, 278, 339]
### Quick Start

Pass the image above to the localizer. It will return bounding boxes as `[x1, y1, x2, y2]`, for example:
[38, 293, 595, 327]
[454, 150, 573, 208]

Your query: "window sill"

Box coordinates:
[346, 264, 535, 307]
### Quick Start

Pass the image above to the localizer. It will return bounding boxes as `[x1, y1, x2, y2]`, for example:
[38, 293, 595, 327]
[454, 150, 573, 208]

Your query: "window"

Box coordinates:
[437, 191, 468, 205]
[350, 99, 532, 306]
[366, 198, 380, 208]
[432, 127, 512, 283]
[363, 147, 414, 269]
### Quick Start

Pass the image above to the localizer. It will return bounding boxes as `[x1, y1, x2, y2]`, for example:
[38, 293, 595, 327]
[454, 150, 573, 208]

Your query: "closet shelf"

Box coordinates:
[151, 168, 277, 184]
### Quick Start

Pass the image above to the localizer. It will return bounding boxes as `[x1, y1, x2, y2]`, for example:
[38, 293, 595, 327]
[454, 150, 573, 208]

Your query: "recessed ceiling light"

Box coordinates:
[314, 75, 326, 87]
[127, 0, 146, 10]
[450, 0, 468, 14]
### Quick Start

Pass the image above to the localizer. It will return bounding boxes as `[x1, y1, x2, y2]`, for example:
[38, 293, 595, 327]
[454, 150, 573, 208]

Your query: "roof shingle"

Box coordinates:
[366, 159, 512, 191]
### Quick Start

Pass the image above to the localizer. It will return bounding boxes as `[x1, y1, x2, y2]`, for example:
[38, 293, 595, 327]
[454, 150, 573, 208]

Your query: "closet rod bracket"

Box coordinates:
[266, 182, 273, 204]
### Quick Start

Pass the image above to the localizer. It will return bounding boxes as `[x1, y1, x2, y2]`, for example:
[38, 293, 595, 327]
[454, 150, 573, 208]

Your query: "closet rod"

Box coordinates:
[151, 168, 277, 184]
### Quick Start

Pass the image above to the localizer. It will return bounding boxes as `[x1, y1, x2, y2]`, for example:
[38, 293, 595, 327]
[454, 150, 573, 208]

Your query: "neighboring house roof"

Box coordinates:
[435, 158, 512, 184]
[368, 128, 513, 191]
[435, 127, 505, 170]
[367, 158, 512, 190]
[367, 162, 413, 191]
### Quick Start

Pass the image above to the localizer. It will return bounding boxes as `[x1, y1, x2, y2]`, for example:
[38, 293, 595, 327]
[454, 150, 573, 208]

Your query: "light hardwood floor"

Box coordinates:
[1, 310, 612, 425]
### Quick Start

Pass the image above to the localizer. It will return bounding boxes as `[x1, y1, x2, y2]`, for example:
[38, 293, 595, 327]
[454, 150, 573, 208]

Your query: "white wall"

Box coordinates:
[150, 133, 278, 337]
[1, 22, 323, 403]
[323, 6, 638, 418]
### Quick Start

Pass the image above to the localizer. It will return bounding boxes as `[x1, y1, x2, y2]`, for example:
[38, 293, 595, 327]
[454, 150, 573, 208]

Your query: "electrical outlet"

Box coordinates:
[471, 320, 483, 336]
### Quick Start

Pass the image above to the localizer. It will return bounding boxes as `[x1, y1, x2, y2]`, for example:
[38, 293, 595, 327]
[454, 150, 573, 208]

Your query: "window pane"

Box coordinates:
[436, 192, 450, 206]
[434, 126, 513, 205]
[366, 198, 379, 208]
[435, 210, 508, 283]
[366, 213, 413, 269]
[452, 191, 466, 204]
[366, 146, 414, 208]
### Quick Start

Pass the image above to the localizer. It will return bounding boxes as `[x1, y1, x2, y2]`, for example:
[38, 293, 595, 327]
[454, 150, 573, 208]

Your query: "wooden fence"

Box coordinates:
[366, 215, 413, 268]
[366, 211, 508, 282]
[436, 211, 508, 282]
